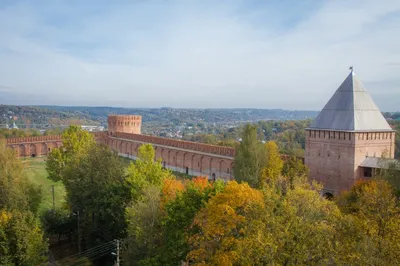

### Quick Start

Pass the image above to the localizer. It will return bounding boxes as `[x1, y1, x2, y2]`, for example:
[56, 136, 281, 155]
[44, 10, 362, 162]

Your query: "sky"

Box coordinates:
[0, 0, 399, 111]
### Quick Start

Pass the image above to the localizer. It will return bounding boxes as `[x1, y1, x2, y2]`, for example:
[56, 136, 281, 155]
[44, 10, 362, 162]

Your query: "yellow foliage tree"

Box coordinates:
[336, 179, 400, 265]
[187, 181, 264, 265]
[260, 141, 284, 187]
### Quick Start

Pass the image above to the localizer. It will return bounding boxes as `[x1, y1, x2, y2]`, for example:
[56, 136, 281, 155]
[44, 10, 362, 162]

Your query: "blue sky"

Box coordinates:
[0, 0, 399, 111]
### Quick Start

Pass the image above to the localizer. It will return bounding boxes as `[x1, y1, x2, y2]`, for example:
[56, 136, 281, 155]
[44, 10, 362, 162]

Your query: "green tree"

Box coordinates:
[0, 141, 42, 214]
[46, 148, 64, 182]
[0, 210, 48, 265]
[126, 144, 172, 200]
[46, 126, 130, 262]
[375, 158, 400, 197]
[124, 185, 163, 265]
[43, 127, 64, 136]
[202, 134, 218, 144]
[64, 144, 130, 248]
[0, 143, 47, 264]
[46, 125, 95, 182]
[233, 124, 266, 187]
[41, 207, 74, 242]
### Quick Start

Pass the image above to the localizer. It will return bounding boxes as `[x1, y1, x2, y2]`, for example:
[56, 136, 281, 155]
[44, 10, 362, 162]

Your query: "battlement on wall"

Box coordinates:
[5, 131, 107, 145]
[114, 132, 236, 157]
[6, 135, 62, 144]
[108, 115, 142, 122]
[91, 131, 107, 138]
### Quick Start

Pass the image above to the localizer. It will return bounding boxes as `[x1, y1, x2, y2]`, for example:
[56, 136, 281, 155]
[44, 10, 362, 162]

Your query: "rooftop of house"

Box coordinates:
[360, 157, 400, 170]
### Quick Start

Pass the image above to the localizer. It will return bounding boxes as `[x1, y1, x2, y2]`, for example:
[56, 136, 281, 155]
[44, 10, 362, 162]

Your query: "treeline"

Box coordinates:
[40, 106, 318, 124]
[0, 128, 64, 139]
[183, 120, 310, 157]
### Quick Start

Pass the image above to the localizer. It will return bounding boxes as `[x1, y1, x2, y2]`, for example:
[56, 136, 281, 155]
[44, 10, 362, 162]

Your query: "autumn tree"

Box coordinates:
[160, 177, 185, 208]
[282, 155, 309, 189]
[234, 124, 266, 187]
[271, 185, 342, 265]
[260, 141, 283, 187]
[187, 181, 264, 265]
[161, 177, 225, 265]
[187, 179, 347, 265]
[336, 180, 400, 265]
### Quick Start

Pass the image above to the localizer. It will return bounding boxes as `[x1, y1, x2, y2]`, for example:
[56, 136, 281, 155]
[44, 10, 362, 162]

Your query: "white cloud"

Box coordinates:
[0, 0, 399, 111]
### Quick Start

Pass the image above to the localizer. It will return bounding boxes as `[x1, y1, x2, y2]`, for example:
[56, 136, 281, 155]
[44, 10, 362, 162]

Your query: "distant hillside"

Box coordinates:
[38, 106, 319, 125]
[0, 105, 100, 128]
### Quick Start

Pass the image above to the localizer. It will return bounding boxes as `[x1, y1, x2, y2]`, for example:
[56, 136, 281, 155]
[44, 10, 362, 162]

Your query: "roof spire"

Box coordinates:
[349, 65, 353, 72]
[307, 70, 392, 132]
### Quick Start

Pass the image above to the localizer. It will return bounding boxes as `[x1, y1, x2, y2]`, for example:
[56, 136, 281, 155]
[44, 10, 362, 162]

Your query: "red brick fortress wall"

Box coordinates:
[107, 132, 235, 181]
[113, 132, 235, 157]
[5, 135, 63, 157]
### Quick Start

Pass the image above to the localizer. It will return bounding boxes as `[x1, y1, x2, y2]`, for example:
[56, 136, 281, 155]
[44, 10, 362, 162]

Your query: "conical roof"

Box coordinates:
[308, 71, 393, 132]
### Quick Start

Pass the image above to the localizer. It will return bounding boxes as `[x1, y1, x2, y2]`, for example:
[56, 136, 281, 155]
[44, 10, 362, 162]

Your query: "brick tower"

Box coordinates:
[108, 115, 142, 136]
[305, 70, 395, 196]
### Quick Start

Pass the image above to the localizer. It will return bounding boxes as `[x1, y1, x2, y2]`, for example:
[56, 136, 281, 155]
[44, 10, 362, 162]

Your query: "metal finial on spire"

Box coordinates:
[349, 65, 353, 71]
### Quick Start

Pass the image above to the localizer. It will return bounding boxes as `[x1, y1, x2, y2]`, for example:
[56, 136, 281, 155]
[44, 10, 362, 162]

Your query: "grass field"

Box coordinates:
[21, 157, 66, 213]
[20, 156, 193, 213]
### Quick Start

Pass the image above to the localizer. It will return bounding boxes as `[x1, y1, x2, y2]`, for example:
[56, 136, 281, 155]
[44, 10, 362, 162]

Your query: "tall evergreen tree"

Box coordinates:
[233, 124, 266, 187]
